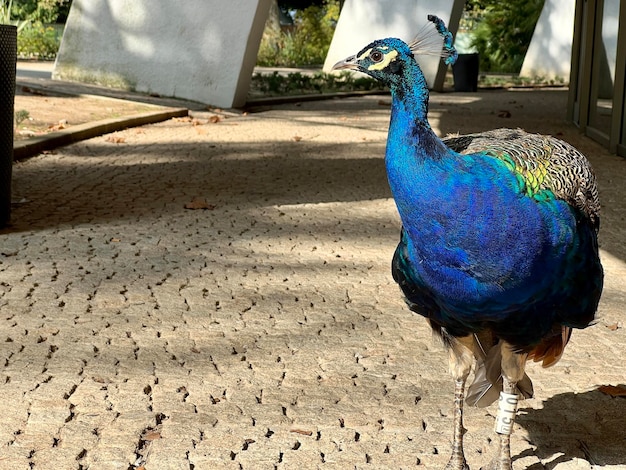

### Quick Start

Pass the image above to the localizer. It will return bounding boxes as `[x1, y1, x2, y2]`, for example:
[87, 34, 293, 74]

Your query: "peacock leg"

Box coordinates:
[482, 343, 526, 470]
[444, 378, 470, 470]
[443, 335, 474, 470]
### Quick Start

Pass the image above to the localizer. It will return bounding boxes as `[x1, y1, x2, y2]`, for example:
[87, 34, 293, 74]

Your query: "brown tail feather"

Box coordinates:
[527, 326, 572, 368]
[466, 325, 572, 407]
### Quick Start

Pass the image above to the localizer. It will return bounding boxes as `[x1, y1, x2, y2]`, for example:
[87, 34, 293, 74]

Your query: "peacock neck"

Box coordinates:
[384, 63, 460, 227]
[390, 64, 431, 123]
[387, 67, 452, 164]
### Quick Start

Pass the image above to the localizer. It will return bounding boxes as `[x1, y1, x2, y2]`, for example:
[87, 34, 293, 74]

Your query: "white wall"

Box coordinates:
[323, 0, 459, 88]
[520, 0, 575, 81]
[53, 0, 271, 108]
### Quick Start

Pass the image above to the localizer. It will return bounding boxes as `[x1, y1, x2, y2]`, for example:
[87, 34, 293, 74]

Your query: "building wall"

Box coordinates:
[520, 0, 576, 81]
[53, 0, 271, 108]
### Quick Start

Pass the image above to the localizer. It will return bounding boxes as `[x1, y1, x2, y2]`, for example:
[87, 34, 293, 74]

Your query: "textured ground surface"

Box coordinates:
[1, 87, 625, 469]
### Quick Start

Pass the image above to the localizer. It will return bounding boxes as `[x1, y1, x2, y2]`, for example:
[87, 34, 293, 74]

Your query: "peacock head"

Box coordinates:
[331, 15, 457, 89]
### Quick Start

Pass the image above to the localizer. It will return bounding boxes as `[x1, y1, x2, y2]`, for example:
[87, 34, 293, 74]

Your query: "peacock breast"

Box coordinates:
[388, 153, 579, 313]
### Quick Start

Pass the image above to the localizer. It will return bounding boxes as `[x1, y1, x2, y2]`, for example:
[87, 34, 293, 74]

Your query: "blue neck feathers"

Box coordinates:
[387, 62, 451, 164]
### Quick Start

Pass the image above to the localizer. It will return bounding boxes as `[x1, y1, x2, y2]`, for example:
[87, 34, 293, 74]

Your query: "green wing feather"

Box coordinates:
[443, 129, 600, 229]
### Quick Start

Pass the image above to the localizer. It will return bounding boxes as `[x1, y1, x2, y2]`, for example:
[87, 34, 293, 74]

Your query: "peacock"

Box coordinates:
[332, 15, 603, 470]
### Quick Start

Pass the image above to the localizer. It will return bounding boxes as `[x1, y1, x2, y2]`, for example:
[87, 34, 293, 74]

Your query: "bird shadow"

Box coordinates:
[514, 388, 626, 468]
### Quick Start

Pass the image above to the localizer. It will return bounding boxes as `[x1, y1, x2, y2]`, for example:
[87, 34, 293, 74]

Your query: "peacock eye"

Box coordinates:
[370, 50, 384, 62]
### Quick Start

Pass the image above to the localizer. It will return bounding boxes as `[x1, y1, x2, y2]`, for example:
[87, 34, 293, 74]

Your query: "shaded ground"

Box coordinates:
[0, 86, 625, 470]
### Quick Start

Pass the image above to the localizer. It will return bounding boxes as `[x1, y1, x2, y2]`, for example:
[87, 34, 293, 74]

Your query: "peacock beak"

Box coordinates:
[331, 55, 359, 71]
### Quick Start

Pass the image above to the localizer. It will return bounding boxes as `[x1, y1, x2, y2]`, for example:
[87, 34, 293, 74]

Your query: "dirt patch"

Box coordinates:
[14, 85, 164, 141]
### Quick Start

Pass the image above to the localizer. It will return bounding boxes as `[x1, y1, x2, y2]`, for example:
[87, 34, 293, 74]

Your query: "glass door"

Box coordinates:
[568, 0, 625, 156]
[585, 0, 618, 146]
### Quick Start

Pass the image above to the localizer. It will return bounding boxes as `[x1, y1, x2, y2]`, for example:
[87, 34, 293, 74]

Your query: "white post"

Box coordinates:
[54, 0, 271, 108]
[323, 0, 462, 89]
[520, 0, 576, 82]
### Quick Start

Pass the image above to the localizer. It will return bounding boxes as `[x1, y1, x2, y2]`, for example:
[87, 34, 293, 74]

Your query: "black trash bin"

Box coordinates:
[0, 24, 16, 228]
[452, 52, 479, 92]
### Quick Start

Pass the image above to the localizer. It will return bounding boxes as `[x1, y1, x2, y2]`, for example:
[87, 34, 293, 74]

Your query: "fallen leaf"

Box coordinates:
[497, 110, 512, 118]
[606, 322, 620, 331]
[48, 119, 68, 131]
[293, 135, 303, 142]
[598, 384, 626, 397]
[105, 135, 126, 144]
[184, 197, 216, 210]
[290, 429, 313, 436]
[143, 430, 161, 441]
[208, 115, 222, 124]
[110, 238, 121, 243]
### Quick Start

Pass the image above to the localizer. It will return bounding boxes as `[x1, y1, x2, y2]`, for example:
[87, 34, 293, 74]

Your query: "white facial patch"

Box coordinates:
[367, 49, 398, 71]
[357, 48, 372, 61]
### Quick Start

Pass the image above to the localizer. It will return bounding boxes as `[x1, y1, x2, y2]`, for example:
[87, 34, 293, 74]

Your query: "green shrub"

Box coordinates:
[17, 20, 61, 59]
[0, 1, 11, 23]
[11, 0, 71, 23]
[248, 70, 383, 98]
[14, 109, 29, 126]
[258, 0, 340, 67]
[470, 0, 544, 73]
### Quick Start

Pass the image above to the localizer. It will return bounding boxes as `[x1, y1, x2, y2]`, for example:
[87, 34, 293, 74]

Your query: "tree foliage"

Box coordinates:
[12, 0, 71, 23]
[258, 0, 340, 67]
[17, 20, 59, 58]
[470, 0, 544, 73]
[278, 0, 325, 9]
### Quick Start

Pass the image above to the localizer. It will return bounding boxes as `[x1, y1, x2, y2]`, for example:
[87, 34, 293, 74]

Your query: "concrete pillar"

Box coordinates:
[520, 0, 575, 81]
[323, 0, 463, 90]
[53, 0, 271, 108]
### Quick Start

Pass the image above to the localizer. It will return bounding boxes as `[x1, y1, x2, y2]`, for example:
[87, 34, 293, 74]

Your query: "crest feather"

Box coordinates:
[408, 15, 458, 65]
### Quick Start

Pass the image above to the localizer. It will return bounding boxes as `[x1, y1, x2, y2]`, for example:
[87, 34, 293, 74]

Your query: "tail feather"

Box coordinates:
[466, 326, 571, 407]
[466, 338, 534, 408]
[527, 326, 572, 367]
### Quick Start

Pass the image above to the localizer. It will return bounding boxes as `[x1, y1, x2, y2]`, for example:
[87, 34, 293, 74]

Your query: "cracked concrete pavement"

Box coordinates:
[1, 86, 625, 469]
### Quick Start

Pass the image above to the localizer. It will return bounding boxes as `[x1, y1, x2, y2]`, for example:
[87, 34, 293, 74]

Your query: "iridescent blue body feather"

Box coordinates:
[386, 84, 602, 349]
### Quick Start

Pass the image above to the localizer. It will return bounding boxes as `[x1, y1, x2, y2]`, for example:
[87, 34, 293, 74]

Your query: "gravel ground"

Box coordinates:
[0, 86, 625, 469]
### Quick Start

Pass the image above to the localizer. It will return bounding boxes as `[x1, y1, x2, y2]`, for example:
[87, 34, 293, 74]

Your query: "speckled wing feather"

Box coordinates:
[443, 129, 600, 229]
